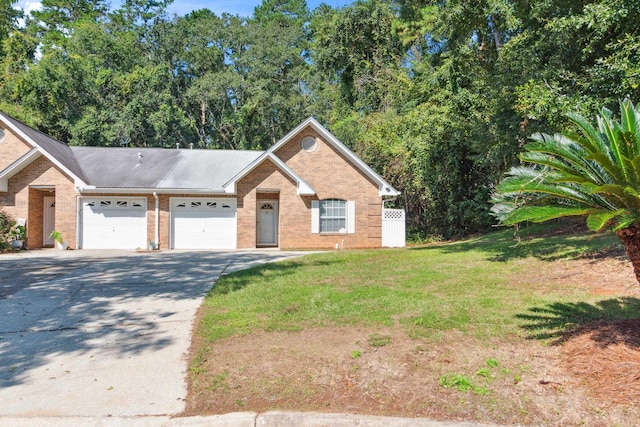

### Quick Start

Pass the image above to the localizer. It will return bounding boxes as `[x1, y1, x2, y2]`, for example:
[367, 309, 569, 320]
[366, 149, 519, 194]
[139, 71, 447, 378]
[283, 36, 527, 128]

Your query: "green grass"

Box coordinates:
[196, 223, 637, 345]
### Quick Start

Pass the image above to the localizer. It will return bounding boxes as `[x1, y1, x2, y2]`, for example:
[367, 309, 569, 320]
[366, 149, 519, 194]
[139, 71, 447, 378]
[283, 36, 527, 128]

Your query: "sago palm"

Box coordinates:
[491, 98, 640, 283]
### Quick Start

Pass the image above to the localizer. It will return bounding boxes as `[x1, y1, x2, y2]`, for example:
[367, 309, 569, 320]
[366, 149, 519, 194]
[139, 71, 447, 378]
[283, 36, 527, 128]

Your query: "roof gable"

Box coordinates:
[223, 153, 315, 195]
[0, 113, 88, 186]
[0, 149, 42, 192]
[269, 117, 400, 197]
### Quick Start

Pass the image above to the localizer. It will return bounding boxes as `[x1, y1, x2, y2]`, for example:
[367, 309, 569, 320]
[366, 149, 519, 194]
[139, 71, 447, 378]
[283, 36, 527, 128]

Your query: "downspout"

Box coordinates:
[76, 195, 82, 249]
[153, 192, 159, 249]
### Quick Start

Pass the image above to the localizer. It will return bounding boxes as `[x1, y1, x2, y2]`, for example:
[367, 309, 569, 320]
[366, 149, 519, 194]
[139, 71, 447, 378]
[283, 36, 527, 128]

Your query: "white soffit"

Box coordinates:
[0, 149, 42, 192]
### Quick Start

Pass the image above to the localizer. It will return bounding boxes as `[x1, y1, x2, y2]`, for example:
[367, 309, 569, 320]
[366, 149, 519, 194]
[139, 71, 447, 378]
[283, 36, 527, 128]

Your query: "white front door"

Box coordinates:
[43, 196, 55, 246]
[257, 201, 278, 246]
[171, 198, 237, 249]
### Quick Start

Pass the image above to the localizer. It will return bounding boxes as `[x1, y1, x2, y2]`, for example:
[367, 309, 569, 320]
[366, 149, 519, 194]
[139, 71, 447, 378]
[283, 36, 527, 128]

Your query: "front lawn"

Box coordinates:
[186, 223, 640, 426]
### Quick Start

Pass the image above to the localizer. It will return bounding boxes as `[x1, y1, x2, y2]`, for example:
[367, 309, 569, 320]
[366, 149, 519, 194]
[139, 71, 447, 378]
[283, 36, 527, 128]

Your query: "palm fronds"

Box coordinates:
[491, 98, 640, 233]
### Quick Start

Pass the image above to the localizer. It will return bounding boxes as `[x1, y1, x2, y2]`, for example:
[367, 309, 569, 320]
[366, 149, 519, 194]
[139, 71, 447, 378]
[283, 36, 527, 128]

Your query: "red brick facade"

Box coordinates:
[0, 121, 388, 250]
[0, 131, 78, 249]
[233, 131, 382, 249]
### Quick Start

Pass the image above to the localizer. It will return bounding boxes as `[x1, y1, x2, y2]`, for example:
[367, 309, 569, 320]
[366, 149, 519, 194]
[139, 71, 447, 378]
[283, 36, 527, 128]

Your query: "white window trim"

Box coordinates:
[311, 199, 355, 234]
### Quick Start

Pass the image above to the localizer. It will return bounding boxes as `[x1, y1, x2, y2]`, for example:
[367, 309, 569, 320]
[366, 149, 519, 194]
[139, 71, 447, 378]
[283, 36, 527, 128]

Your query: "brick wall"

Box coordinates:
[0, 124, 31, 170]
[237, 159, 300, 249]
[238, 127, 383, 249]
[0, 156, 77, 249]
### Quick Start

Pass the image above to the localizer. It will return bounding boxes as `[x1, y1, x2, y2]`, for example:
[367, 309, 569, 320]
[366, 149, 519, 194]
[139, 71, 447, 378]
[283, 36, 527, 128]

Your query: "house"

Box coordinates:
[0, 113, 405, 250]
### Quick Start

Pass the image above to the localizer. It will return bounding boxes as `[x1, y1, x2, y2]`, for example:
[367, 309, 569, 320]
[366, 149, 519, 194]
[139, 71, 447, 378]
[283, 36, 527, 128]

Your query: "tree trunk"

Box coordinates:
[616, 225, 640, 284]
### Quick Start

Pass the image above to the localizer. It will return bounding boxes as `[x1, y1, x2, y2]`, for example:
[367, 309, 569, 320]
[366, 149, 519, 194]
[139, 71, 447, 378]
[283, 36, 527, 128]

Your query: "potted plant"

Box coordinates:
[49, 230, 68, 250]
[10, 224, 25, 249]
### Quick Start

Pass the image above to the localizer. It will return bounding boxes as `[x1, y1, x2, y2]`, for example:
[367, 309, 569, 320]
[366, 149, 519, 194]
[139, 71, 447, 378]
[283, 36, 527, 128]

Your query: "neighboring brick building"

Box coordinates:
[0, 114, 403, 250]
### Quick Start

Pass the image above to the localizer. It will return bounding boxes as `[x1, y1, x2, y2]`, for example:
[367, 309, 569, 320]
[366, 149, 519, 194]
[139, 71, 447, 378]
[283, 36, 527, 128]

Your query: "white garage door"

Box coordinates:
[171, 198, 237, 249]
[81, 198, 147, 249]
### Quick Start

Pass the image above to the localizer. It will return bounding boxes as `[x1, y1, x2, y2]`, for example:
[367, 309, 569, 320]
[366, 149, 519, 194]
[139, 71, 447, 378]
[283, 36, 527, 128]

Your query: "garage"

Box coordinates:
[171, 198, 237, 249]
[80, 197, 148, 249]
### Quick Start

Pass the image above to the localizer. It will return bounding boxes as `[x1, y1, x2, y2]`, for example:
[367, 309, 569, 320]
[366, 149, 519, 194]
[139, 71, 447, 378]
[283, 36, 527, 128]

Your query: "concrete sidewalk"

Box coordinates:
[0, 411, 500, 426]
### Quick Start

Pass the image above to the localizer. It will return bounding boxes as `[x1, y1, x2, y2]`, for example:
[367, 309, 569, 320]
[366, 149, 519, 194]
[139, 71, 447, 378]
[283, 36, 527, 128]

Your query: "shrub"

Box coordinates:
[0, 208, 13, 250]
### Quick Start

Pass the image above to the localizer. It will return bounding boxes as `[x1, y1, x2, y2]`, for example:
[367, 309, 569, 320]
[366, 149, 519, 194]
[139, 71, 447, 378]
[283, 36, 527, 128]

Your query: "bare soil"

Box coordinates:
[185, 253, 640, 426]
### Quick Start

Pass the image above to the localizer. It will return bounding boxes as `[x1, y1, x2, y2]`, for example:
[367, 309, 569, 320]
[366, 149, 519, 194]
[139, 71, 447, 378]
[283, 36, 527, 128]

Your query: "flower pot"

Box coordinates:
[11, 240, 23, 250]
[56, 241, 68, 250]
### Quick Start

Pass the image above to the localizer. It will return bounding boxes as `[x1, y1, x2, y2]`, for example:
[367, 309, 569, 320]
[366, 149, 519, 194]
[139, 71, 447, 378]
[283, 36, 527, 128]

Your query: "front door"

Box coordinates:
[43, 196, 55, 246]
[257, 201, 278, 246]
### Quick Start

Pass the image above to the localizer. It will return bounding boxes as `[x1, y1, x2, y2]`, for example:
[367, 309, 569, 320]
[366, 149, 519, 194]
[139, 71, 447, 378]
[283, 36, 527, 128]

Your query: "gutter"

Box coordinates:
[76, 187, 228, 195]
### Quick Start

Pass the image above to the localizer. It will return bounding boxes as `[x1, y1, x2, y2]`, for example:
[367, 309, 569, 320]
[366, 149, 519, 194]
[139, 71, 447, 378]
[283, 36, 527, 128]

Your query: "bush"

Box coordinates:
[0, 208, 13, 250]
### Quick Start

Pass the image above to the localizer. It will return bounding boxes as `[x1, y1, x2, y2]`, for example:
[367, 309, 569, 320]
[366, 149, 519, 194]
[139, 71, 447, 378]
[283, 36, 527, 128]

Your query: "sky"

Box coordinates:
[14, 0, 354, 19]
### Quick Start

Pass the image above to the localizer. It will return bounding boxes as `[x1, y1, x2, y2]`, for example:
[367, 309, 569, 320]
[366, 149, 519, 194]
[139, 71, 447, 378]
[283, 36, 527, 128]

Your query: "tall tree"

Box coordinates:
[310, 0, 404, 116]
[0, 1, 22, 52]
[30, 0, 108, 47]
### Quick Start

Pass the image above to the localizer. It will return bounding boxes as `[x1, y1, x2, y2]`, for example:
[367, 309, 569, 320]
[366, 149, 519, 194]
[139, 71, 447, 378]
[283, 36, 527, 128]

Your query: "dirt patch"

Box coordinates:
[185, 255, 640, 426]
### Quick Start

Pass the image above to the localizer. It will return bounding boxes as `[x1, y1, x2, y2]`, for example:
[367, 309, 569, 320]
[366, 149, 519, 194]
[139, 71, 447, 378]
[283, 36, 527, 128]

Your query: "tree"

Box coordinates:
[0, 0, 22, 52]
[491, 98, 640, 283]
[30, 0, 108, 48]
[310, 0, 403, 115]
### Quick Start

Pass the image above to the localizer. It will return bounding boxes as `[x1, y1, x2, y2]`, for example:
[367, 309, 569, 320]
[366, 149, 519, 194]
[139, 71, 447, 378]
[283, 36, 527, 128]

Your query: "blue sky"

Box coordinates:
[165, 1, 354, 16]
[15, 1, 354, 18]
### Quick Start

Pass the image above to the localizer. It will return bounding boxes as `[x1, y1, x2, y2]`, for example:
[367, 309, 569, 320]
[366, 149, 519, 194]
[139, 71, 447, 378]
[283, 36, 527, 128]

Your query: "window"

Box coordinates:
[312, 199, 355, 234]
[320, 199, 346, 233]
[301, 136, 317, 152]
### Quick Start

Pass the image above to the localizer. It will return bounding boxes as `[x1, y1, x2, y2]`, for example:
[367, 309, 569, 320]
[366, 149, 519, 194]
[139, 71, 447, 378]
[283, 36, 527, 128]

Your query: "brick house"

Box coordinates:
[0, 113, 404, 250]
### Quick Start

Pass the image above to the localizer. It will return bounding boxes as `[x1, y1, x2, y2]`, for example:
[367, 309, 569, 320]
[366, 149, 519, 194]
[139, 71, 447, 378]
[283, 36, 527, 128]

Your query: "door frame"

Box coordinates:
[256, 199, 279, 247]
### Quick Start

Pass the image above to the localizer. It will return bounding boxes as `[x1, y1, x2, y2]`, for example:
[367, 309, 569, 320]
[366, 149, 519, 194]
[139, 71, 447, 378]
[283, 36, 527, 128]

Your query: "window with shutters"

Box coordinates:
[312, 199, 355, 234]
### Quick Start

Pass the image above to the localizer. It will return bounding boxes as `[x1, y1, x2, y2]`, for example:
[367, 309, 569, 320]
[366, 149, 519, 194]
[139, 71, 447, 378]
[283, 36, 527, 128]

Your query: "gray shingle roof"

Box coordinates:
[1, 112, 398, 196]
[72, 147, 263, 190]
[0, 113, 88, 183]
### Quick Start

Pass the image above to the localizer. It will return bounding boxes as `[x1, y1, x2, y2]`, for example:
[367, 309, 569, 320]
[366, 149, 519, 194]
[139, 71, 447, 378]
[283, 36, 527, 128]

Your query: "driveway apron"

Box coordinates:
[0, 250, 306, 417]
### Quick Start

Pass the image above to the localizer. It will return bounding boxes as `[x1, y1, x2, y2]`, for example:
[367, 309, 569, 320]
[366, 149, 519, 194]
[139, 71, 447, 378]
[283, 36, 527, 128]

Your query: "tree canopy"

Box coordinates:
[1, 0, 637, 239]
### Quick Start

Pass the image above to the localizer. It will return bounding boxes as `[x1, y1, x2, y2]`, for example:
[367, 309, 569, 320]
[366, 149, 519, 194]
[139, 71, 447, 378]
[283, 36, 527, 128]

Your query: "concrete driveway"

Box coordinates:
[0, 249, 307, 417]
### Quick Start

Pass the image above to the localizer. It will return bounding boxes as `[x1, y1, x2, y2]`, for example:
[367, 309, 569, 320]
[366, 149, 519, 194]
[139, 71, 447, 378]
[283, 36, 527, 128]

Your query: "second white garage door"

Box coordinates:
[171, 198, 237, 249]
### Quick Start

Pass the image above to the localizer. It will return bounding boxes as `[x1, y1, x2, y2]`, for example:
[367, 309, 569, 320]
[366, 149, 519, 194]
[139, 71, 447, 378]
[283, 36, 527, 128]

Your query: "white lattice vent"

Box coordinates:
[383, 209, 405, 220]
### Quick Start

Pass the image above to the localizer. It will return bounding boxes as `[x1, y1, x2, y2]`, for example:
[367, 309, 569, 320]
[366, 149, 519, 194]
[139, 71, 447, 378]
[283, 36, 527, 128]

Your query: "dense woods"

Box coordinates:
[1, 0, 638, 239]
